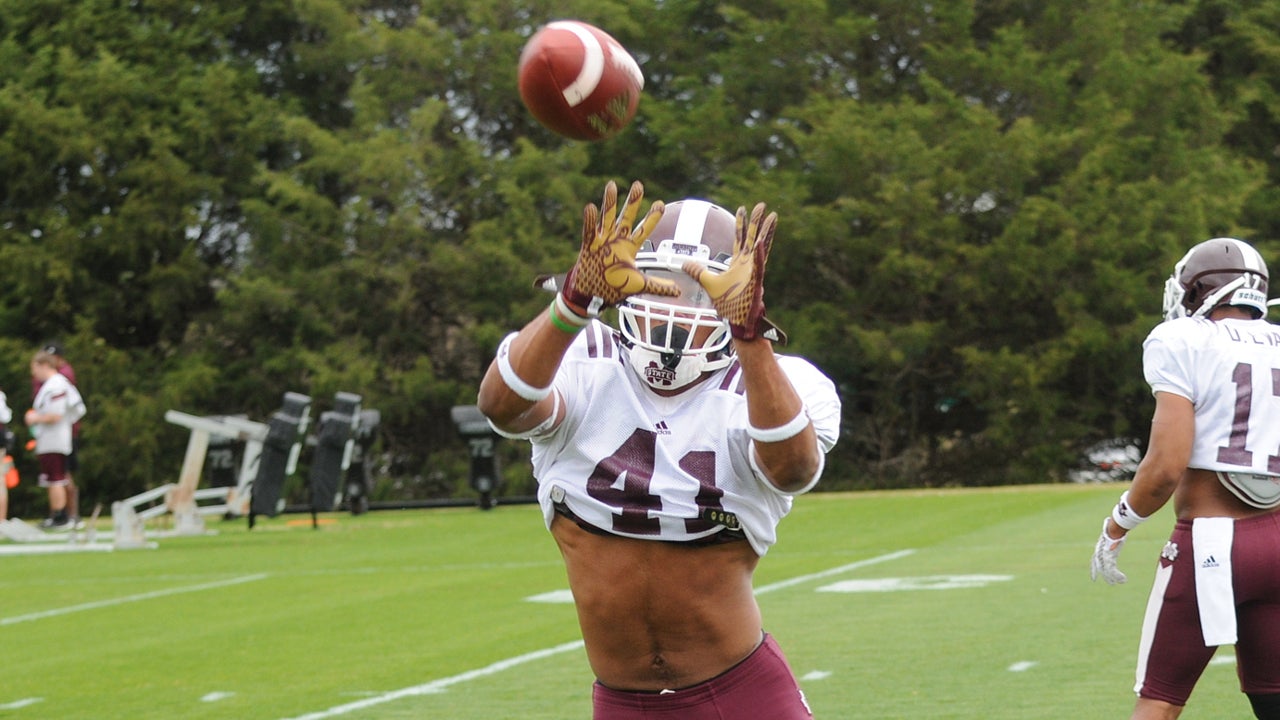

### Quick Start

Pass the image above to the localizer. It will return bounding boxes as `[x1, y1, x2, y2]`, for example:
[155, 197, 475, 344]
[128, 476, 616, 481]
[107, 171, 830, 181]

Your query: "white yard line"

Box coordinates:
[753, 549, 917, 595]
[0, 574, 268, 626]
[280, 549, 915, 720]
[279, 640, 588, 720]
[0, 542, 121, 555]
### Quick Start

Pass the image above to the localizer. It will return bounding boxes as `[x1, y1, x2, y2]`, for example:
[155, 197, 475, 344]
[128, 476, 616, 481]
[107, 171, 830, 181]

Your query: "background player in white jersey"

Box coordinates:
[1091, 237, 1280, 720]
[27, 350, 87, 530]
[478, 180, 840, 719]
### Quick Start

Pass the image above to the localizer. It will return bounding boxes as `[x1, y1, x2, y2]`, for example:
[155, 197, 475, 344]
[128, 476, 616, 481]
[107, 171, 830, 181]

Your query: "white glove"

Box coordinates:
[1090, 518, 1127, 585]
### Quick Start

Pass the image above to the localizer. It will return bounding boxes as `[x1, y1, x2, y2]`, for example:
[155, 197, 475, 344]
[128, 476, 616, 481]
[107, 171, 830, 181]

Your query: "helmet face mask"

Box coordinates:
[619, 200, 735, 391]
[1162, 237, 1270, 321]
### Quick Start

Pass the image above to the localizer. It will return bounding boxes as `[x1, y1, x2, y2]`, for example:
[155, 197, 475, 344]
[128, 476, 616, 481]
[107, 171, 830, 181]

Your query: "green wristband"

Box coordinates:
[549, 301, 584, 334]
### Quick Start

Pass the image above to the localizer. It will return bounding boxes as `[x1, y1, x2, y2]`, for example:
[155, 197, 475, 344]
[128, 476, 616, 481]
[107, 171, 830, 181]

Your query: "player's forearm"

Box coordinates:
[1104, 397, 1190, 537]
[734, 339, 821, 491]
[1126, 466, 1180, 516]
[1104, 464, 1179, 538]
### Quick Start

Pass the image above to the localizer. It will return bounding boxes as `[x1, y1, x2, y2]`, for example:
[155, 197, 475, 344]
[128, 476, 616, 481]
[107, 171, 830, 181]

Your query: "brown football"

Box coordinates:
[517, 20, 644, 141]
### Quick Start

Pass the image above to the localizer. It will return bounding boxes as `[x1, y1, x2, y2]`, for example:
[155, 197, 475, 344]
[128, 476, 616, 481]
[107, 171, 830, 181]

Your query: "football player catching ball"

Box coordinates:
[478, 180, 841, 719]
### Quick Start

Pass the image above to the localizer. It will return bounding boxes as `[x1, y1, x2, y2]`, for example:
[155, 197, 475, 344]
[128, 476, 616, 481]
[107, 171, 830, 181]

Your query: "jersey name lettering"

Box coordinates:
[1222, 325, 1280, 346]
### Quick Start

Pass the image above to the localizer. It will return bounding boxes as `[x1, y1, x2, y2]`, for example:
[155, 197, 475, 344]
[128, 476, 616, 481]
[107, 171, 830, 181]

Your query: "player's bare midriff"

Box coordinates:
[1175, 468, 1280, 520]
[550, 512, 765, 692]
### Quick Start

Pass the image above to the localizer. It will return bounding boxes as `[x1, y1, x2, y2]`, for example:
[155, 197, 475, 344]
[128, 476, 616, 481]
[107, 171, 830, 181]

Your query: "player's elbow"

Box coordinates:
[476, 370, 549, 435]
[780, 460, 822, 493]
[755, 443, 823, 493]
[476, 380, 519, 429]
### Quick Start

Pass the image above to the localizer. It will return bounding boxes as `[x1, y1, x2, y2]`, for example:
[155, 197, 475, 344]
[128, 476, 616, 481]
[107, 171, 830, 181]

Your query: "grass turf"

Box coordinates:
[0, 484, 1252, 719]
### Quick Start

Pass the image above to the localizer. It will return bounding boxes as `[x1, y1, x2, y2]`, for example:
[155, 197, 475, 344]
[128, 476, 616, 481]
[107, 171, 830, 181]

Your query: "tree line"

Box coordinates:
[1, 0, 1276, 514]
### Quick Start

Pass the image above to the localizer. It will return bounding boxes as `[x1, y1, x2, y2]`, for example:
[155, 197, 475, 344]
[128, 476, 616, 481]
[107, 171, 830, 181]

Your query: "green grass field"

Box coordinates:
[0, 484, 1253, 719]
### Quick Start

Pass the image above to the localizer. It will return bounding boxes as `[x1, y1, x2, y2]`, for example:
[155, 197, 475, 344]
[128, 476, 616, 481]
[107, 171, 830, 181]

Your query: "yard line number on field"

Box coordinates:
[278, 549, 916, 720]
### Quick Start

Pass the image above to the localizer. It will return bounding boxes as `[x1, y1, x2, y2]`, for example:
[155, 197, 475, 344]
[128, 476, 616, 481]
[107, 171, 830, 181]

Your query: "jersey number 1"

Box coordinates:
[1218, 362, 1280, 473]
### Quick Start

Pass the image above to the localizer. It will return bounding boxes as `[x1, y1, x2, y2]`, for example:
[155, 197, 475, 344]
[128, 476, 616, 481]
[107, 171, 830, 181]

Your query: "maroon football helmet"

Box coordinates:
[1162, 237, 1269, 321]
[618, 199, 735, 390]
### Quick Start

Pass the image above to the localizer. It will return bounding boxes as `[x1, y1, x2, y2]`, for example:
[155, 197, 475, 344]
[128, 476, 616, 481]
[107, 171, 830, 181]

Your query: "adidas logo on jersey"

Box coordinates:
[655, 421, 671, 435]
[1201, 555, 1219, 569]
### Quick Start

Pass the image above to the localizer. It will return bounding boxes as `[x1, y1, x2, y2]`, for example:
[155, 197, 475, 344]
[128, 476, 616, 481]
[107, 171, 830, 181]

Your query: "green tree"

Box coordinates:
[0, 0, 1276, 516]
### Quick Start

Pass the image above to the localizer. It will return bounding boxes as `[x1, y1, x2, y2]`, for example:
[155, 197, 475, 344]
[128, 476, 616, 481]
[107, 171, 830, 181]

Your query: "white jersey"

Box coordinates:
[1144, 316, 1280, 505]
[31, 373, 85, 456]
[504, 322, 841, 557]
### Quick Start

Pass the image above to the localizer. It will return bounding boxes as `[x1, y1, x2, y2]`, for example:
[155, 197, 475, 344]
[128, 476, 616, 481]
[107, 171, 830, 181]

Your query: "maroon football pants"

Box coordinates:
[591, 633, 813, 719]
[1136, 513, 1280, 705]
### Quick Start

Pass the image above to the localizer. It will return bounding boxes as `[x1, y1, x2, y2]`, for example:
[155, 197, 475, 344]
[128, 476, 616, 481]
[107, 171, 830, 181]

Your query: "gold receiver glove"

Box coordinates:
[682, 202, 786, 344]
[557, 180, 679, 315]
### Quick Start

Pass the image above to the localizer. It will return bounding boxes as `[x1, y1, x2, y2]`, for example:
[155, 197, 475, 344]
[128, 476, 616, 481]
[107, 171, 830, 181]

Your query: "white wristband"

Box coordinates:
[747, 408, 810, 443]
[1110, 491, 1149, 531]
[553, 294, 590, 328]
[496, 332, 551, 402]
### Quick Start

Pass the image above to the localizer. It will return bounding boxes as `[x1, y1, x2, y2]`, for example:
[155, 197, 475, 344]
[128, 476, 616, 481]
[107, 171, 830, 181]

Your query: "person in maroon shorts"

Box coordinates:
[33, 342, 81, 526]
[1091, 237, 1280, 720]
[1130, 516, 1280, 711]
[590, 635, 810, 720]
[28, 350, 86, 530]
[479, 181, 840, 719]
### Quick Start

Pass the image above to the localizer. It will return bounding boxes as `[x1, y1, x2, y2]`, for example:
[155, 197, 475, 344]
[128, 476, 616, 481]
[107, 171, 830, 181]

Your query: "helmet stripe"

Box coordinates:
[671, 200, 712, 246]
